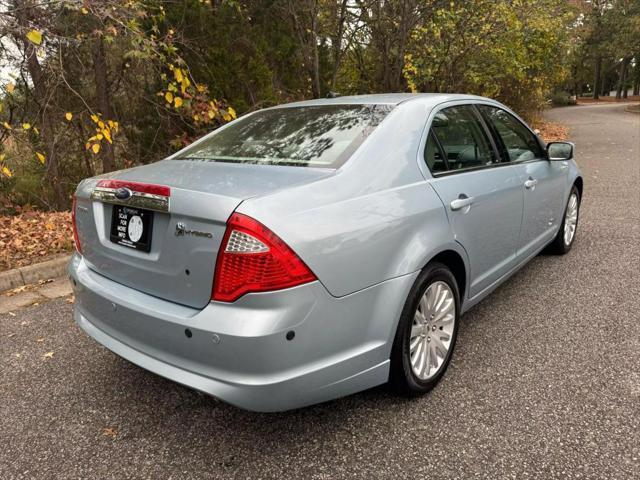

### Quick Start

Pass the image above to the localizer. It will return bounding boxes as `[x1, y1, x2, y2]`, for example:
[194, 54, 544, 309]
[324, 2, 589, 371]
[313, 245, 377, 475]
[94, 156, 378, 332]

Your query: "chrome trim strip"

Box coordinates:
[90, 187, 170, 213]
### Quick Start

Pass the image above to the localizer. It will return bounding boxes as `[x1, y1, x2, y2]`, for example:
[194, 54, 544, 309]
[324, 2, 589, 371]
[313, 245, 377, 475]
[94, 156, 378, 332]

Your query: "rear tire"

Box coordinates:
[390, 262, 460, 395]
[547, 185, 580, 255]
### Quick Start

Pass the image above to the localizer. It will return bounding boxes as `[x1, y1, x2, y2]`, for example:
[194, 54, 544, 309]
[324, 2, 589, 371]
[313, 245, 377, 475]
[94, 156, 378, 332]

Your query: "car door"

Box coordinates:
[425, 105, 524, 298]
[477, 105, 567, 259]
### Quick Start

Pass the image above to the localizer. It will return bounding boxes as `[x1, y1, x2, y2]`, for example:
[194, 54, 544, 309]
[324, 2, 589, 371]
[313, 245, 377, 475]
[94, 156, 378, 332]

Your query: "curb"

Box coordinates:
[0, 254, 71, 293]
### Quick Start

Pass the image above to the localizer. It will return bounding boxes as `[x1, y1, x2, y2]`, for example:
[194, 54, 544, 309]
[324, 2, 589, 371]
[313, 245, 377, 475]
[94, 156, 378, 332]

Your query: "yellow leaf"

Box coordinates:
[65, 112, 73, 121]
[96, 133, 103, 140]
[1, 166, 13, 178]
[174, 68, 183, 83]
[0, 102, 3, 113]
[181, 78, 190, 94]
[108, 120, 115, 129]
[91, 114, 99, 123]
[81, 7, 88, 14]
[228, 107, 237, 119]
[26, 30, 43, 46]
[113, 122, 119, 132]
[85, 142, 91, 150]
[36, 152, 45, 164]
[174, 97, 183, 108]
[6, 83, 14, 94]
[207, 110, 215, 119]
[98, 120, 105, 129]
[165, 91, 174, 104]
[196, 84, 206, 93]
[34, 127, 39, 135]
[3, 122, 11, 130]
[0, 154, 5, 161]
[102, 129, 112, 143]
[22, 123, 31, 130]
[92, 143, 100, 154]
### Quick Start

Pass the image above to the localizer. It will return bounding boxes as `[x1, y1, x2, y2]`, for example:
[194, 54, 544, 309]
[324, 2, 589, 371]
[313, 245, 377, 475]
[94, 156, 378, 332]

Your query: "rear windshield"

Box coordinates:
[175, 104, 393, 168]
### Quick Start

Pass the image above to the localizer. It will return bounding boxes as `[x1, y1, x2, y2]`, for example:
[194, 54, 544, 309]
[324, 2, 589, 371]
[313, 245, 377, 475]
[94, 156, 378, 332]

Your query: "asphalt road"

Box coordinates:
[1, 103, 639, 479]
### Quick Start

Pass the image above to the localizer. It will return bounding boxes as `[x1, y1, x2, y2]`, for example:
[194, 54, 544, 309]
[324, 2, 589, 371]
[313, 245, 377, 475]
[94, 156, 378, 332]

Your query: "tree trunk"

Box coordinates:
[593, 56, 601, 100]
[615, 58, 630, 99]
[14, 0, 66, 210]
[621, 57, 630, 99]
[92, 36, 116, 173]
[310, 5, 321, 99]
[329, 0, 349, 91]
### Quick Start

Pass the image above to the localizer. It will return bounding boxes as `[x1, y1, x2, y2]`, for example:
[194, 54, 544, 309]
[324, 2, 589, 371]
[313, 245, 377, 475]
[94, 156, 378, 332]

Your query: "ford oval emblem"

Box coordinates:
[115, 187, 132, 200]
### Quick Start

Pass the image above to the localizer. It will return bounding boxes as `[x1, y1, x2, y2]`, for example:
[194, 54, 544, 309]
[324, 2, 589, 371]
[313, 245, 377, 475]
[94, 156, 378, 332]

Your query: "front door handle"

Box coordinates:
[450, 194, 474, 211]
[524, 178, 538, 189]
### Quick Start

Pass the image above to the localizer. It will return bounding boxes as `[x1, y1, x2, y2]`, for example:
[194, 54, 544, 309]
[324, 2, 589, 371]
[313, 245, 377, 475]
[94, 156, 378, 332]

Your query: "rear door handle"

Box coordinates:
[450, 195, 474, 211]
[524, 178, 538, 189]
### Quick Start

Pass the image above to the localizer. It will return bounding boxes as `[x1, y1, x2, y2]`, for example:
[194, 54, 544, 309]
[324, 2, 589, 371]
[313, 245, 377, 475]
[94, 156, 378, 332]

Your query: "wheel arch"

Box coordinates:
[573, 176, 583, 198]
[424, 249, 467, 302]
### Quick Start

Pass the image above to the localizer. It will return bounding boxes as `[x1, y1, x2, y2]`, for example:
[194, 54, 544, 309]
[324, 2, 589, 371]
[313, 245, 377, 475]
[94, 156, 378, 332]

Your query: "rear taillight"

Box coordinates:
[212, 213, 316, 302]
[72, 195, 82, 254]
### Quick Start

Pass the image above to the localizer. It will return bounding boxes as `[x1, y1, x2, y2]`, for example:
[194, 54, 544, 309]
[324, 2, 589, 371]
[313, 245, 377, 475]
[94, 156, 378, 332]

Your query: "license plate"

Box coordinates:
[110, 205, 154, 252]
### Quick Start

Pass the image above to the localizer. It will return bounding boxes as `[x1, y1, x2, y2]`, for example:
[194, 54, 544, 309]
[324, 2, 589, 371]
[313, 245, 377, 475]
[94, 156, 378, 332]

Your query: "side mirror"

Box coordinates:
[546, 141, 574, 161]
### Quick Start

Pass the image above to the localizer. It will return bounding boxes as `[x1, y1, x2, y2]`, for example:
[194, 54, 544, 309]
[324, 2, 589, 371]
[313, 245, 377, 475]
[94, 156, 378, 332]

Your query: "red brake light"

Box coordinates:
[212, 213, 316, 302]
[72, 195, 82, 254]
[96, 179, 170, 197]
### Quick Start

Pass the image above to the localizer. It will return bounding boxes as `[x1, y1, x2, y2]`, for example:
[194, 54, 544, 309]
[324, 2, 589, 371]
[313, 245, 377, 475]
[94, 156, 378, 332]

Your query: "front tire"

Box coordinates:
[390, 262, 460, 395]
[547, 185, 580, 255]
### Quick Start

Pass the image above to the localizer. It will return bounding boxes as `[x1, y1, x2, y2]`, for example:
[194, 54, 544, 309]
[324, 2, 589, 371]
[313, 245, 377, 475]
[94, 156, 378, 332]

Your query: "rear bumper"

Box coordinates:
[69, 254, 416, 412]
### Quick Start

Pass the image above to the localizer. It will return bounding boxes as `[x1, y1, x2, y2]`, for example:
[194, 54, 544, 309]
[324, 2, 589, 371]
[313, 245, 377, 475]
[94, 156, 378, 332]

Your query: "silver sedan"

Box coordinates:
[69, 93, 582, 411]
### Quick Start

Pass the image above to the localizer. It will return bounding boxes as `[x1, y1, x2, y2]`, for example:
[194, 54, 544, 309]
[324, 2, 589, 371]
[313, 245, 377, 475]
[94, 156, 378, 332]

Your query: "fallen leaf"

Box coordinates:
[36, 152, 46, 164]
[66, 295, 75, 304]
[102, 427, 117, 438]
[6, 83, 15, 94]
[43, 351, 54, 359]
[26, 29, 43, 46]
[22, 123, 31, 130]
[65, 112, 73, 121]
[36, 337, 45, 342]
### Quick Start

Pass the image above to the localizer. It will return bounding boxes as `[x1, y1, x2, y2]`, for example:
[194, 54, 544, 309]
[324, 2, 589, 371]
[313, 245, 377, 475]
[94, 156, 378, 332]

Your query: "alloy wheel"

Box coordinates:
[564, 193, 579, 246]
[409, 281, 456, 380]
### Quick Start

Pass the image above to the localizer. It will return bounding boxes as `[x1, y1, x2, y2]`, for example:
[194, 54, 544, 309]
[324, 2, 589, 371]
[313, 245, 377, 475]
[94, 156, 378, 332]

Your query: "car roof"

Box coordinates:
[277, 93, 491, 108]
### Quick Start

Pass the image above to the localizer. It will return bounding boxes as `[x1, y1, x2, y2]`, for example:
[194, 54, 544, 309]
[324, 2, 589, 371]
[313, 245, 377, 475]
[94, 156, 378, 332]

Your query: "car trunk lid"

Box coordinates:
[75, 159, 331, 309]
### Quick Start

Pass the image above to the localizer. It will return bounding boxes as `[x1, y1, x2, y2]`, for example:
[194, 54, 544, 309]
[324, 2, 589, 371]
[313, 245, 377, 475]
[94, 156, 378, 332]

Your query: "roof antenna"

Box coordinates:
[326, 91, 341, 98]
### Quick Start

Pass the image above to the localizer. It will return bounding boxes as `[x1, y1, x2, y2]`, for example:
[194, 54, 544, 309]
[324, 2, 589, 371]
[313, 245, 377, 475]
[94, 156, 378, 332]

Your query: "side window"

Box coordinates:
[424, 130, 447, 173]
[478, 106, 543, 162]
[431, 106, 497, 171]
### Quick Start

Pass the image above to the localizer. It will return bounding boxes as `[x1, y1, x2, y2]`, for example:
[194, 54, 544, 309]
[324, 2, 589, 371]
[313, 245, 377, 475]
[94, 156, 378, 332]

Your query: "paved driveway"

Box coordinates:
[1, 103, 638, 479]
